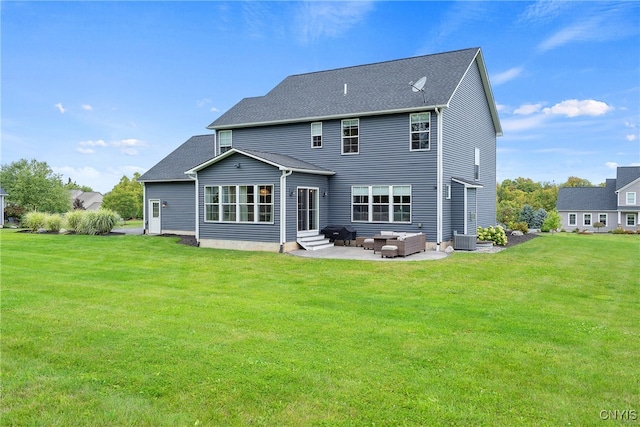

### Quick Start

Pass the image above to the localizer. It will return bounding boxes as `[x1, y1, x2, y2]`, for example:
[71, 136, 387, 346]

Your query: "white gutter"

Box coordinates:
[279, 169, 293, 252]
[435, 107, 443, 251]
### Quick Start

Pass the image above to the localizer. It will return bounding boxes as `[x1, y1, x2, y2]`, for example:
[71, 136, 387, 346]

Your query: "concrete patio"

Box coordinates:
[288, 245, 449, 261]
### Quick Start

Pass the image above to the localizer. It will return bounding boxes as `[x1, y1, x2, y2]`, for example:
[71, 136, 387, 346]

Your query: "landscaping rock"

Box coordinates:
[511, 230, 524, 236]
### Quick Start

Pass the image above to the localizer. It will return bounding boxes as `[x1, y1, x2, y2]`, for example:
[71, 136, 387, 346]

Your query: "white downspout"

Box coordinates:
[142, 184, 147, 234]
[280, 169, 293, 252]
[186, 172, 199, 245]
[435, 107, 443, 251]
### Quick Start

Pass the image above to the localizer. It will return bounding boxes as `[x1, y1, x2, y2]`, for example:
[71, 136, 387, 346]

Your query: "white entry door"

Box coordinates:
[149, 200, 161, 234]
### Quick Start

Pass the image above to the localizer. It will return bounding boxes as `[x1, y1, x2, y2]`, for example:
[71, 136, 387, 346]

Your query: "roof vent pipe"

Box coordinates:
[343, 83, 347, 96]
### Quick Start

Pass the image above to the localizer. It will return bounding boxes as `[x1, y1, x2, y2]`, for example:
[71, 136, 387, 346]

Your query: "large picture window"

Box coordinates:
[410, 112, 430, 150]
[352, 185, 411, 223]
[342, 119, 359, 154]
[204, 184, 273, 223]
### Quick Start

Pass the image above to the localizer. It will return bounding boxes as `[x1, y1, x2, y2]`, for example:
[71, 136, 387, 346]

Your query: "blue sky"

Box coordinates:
[2, 1, 639, 193]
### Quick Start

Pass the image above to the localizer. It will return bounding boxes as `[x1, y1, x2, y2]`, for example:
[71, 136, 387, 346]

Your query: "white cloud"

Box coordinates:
[76, 147, 94, 155]
[210, 107, 220, 113]
[605, 161, 619, 170]
[626, 134, 637, 142]
[295, 1, 374, 43]
[501, 114, 548, 133]
[514, 103, 543, 116]
[54, 102, 66, 114]
[197, 98, 211, 108]
[492, 67, 523, 86]
[111, 138, 146, 156]
[79, 139, 107, 147]
[519, 0, 572, 23]
[82, 104, 93, 111]
[542, 99, 613, 118]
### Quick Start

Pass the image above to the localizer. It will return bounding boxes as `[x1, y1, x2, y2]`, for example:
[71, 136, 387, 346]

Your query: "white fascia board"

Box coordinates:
[208, 105, 449, 131]
[450, 48, 503, 137]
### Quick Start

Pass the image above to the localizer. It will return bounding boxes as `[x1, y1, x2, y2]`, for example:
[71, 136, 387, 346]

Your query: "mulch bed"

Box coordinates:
[504, 232, 538, 247]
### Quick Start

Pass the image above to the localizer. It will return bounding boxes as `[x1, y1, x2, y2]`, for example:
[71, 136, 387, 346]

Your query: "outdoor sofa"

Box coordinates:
[380, 232, 426, 257]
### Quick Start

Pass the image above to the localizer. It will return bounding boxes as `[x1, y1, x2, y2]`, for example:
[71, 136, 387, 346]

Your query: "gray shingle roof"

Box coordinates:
[138, 134, 215, 182]
[208, 47, 501, 134]
[616, 166, 640, 190]
[187, 148, 334, 175]
[557, 179, 618, 211]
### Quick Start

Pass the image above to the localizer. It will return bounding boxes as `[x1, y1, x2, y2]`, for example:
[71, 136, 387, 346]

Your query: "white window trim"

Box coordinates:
[627, 192, 636, 205]
[341, 118, 359, 155]
[311, 122, 322, 149]
[568, 213, 577, 227]
[203, 184, 274, 224]
[218, 130, 232, 155]
[409, 112, 431, 151]
[598, 213, 608, 226]
[583, 213, 592, 226]
[351, 185, 411, 223]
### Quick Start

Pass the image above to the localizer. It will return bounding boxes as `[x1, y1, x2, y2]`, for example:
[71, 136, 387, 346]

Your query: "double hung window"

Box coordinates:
[218, 130, 232, 154]
[410, 113, 430, 150]
[568, 213, 577, 227]
[352, 185, 411, 223]
[311, 122, 322, 148]
[583, 213, 592, 226]
[204, 184, 273, 223]
[627, 192, 637, 205]
[598, 213, 607, 226]
[342, 119, 359, 154]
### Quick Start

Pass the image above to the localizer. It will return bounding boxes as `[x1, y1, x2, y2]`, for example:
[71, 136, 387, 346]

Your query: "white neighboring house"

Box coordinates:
[0, 186, 7, 226]
[557, 166, 640, 232]
[70, 190, 103, 211]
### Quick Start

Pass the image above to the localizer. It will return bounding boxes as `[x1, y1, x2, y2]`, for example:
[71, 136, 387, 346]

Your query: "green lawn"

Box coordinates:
[1, 230, 638, 426]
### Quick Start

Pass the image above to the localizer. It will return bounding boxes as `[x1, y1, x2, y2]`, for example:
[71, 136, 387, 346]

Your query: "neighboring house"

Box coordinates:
[140, 47, 502, 252]
[0, 186, 7, 225]
[557, 166, 640, 232]
[70, 190, 104, 211]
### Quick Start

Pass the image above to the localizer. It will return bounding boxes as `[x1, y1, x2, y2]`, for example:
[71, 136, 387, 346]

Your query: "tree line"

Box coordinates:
[497, 176, 596, 230]
[0, 159, 143, 222]
[2, 158, 597, 228]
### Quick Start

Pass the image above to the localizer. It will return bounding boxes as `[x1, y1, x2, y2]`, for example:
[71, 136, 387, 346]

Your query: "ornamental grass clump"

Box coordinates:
[75, 209, 121, 235]
[65, 210, 85, 232]
[44, 213, 64, 232]
[22, 211, 47, 232]
[477, 225, 508, 246]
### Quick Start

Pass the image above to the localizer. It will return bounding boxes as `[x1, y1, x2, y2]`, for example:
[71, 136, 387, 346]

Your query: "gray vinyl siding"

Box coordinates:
[197, 154, 281, 242]
[442, 59, 497, 238]
[229, 113, 438, 241]
[451, 182, 465, 234]
[284, 173, 330, 241]
[145, 181, 195, 233]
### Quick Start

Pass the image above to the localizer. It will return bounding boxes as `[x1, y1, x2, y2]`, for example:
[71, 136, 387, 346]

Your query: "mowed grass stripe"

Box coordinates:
[1, 230, 638, 425]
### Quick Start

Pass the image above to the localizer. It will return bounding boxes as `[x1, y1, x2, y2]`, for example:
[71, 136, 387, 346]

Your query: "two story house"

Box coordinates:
[557, 166, 640, 232]
[139, 47, 502, 252]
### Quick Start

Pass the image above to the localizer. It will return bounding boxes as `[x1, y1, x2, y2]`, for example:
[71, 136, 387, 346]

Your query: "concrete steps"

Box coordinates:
[297, 234, 334, 251]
